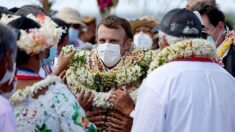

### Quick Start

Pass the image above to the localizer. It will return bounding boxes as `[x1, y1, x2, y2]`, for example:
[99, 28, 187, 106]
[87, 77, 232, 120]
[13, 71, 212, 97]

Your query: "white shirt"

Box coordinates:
[132, 61, 235, 132]
[0, 95, 17, 132]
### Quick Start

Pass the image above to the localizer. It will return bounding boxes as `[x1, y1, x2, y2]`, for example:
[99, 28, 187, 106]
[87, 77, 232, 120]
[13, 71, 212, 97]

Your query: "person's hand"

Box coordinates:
[58, 70, 67, 84]
[52, 51, 75, 76]
[86, 109, 106, 131]
[78, 90, 94, 111]
[109, 89, 135, 117]
[107, 110, 132, 132]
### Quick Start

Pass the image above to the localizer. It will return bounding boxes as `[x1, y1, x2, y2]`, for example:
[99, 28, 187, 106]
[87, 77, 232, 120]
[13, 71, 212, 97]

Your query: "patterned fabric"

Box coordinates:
[13, 77, 97, 132]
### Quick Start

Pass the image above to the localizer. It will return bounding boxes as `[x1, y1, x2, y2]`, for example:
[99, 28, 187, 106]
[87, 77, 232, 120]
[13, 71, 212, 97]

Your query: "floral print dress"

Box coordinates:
[12, 76, 97, 132]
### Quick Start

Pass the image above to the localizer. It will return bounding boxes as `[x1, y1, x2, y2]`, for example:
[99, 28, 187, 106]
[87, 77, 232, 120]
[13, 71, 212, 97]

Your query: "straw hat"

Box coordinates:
[55, 8, 85, 27]
[81, 16, 96, 24]
[129, 16, 159, 33]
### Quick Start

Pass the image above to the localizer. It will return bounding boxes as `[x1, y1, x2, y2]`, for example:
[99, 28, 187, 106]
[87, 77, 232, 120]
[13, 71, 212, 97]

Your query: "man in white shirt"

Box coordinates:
[0, 24, 17, 132]
[132, 8, 235, 132]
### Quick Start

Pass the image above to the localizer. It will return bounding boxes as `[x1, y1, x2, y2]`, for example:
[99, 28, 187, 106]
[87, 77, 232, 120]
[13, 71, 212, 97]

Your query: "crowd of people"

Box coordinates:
[0, 0, 235, 132]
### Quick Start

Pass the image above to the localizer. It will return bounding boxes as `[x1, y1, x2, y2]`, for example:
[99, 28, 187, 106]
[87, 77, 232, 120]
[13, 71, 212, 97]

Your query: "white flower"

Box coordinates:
[10, 76, 62, 106]
[0, 14, 20, 24]
[148, 38, 216, 73]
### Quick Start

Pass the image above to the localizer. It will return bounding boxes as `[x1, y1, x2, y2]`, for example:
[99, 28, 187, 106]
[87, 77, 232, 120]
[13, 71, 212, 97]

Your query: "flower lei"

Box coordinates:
[148, 38, 216, 73]
[63, 46, 158, 108]
[1, 13, 65, 54]
[216, 31, 235, 59]
[10, 76, 62, 106]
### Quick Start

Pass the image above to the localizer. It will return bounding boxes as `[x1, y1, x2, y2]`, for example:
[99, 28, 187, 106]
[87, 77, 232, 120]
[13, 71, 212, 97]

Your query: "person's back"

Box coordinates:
[132, 8, 235, 132]
[133, 61, 235, 132]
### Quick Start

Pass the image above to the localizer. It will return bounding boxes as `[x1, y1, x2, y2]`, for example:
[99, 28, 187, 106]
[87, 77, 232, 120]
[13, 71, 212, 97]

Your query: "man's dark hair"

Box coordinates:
[15, 5, 46, 16]
[97, 15, 133, 39]
[8, 17, 41, 66]
[52, 18, 68, 45]
[191, 2, 225, 27]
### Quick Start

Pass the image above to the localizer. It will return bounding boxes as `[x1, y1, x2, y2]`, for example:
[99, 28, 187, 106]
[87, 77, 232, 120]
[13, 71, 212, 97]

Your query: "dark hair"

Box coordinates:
[97, 15, 133, 39]
[52, 18, 68, 45]
[9, 7, 20, 13]
[8, 17, 40, 66]
[0, 24, 17, 61]
[191, 2, 225, 27]
[0, 6, 11, 18]
[188, 0, 216, 6]
[15, 5, 46, 16]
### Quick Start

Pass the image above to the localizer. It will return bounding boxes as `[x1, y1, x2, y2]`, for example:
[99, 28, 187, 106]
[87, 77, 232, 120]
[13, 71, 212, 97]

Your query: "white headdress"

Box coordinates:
[1, 13, 65, 54]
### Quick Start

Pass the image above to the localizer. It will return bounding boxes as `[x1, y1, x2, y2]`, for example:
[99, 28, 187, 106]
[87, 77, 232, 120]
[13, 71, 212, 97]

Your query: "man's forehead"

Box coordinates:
[97, 25, 125, 39]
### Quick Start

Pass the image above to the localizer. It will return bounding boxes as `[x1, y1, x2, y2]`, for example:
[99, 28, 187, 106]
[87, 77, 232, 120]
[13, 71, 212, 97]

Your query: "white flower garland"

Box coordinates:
[1, 14, 65, 54]
[27, 14, 65, 48]
[10, 76, 62, 106]
[148, 38, 216, 73]
[63, 46, 159, 108]
[64, 47, 157, 92]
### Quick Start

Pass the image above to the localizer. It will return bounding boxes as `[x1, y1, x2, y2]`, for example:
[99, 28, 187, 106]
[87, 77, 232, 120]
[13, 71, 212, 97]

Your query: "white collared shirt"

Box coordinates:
[0, 95, 17, 132]
[132, 61, 235, 132]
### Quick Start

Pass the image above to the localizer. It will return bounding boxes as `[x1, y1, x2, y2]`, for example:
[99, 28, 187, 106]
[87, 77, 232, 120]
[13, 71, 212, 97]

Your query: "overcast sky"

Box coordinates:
[0, 0, 234, 20]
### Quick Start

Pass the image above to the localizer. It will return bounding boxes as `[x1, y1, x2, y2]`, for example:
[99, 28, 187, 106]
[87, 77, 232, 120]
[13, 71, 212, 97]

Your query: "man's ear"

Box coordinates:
[218, 21, 225, 32]
[124, 38, 132, 51]
[160, 35, 169, 49]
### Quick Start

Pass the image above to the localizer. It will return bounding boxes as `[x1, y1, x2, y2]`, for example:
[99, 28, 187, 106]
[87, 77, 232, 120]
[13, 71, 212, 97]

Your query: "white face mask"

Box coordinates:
[133, 32, 153, 49]
[0, 63, 16, 99]
[97, 43, 121, 67]
[68, 27, 79, 43]
[207, 27, 227, 47]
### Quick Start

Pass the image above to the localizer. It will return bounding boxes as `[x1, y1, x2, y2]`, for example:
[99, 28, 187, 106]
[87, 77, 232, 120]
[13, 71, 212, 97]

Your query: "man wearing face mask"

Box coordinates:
[65, 15, 158, 131]
[130, 16, 159, 50]
[0, 24, 17, 132]
[55, 8, 86, 47]
[192, 2, 235, 77]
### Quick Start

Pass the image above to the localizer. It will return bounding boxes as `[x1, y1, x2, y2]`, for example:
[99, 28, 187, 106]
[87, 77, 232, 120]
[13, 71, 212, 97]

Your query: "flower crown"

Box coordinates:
[1, 14, 65, 54]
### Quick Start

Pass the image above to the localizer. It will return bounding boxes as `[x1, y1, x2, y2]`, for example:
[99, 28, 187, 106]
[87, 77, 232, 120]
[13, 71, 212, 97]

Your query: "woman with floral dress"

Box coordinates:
[6, 15, 97, 132]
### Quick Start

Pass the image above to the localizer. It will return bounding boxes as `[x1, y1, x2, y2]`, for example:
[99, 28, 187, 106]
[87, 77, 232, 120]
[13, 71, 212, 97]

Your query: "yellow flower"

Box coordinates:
[217, 39, 233, 58]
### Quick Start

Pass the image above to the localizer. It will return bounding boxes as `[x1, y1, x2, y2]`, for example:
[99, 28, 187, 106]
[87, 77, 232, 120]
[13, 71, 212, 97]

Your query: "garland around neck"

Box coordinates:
[10, 75, 62, 106]
[63, 45, 158, 93]
[148, 38, 216, 73]
[63, 46, 158, 109]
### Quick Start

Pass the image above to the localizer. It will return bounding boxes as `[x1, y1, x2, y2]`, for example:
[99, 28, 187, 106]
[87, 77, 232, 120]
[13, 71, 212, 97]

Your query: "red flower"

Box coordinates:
[36, 13, 45, 24]
[97, 0, 113, 11]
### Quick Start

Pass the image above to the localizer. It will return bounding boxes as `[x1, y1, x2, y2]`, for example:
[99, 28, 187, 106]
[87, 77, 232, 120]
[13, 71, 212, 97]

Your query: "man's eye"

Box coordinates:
[110, 40, 118, 43]
[98, 40, 105, 44]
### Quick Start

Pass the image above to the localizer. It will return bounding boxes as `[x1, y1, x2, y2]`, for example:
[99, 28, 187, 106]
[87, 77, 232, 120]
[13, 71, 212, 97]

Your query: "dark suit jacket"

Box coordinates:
[223, 44, 235, 77]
